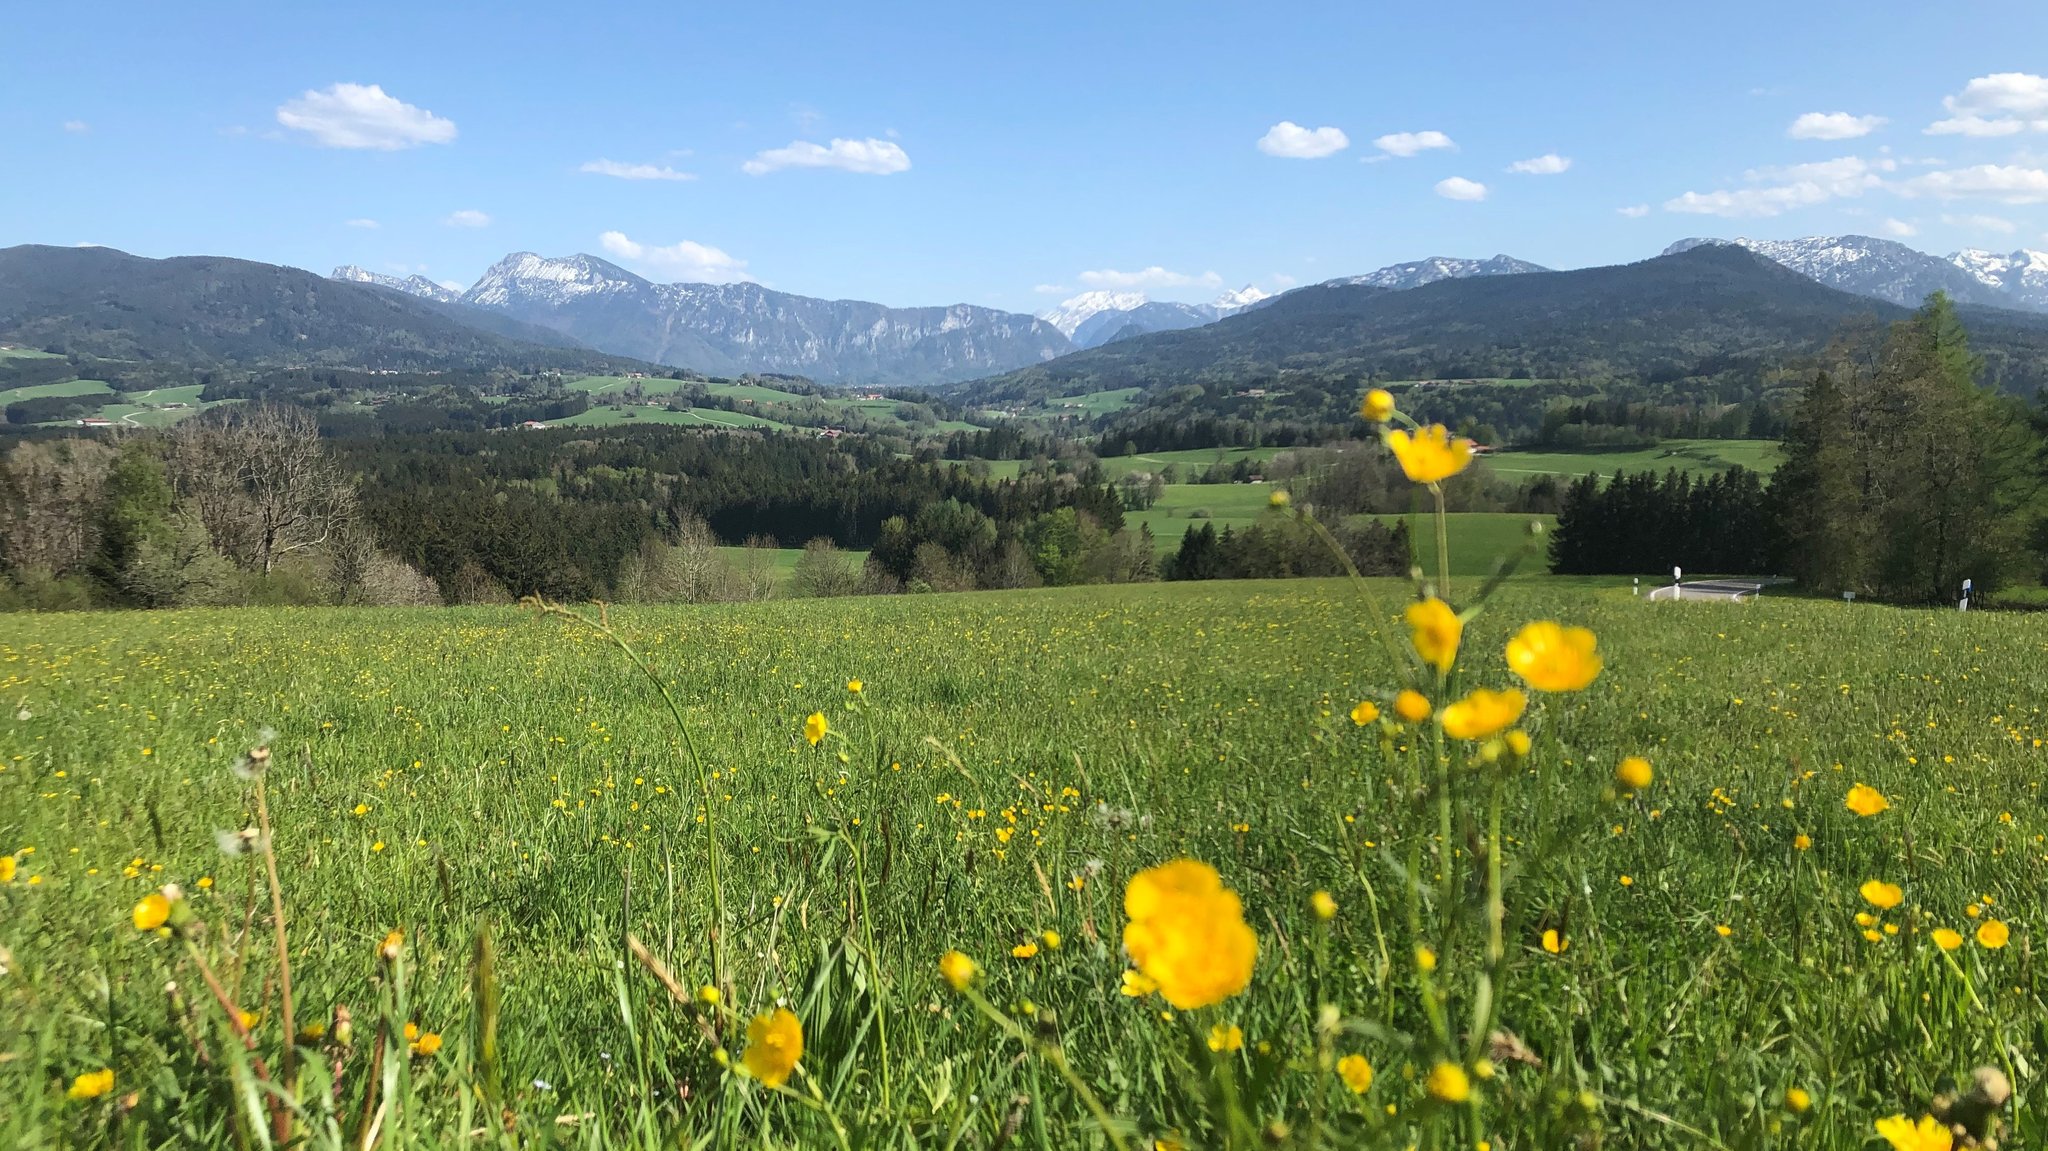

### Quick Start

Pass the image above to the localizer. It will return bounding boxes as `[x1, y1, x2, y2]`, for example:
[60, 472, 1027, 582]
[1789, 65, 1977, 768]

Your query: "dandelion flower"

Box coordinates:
[1504, 621, 1602, 692]
[0, 856, 14, 884]
[1122, 859, 1258, 1009]
[1874, 1113, 1953, 1151]
[1337, 1053, 1374, 1093]
[803, 712, 829, 747]
[1931, 929, 1964, 952]
[132, 892, 170, 932]
[939, 950, 979, 992]
[1976, 920, 2009, 949]
[1615, 757, 1652, 791]
[1349, 701, 1380, 726]
[1012, 941, 1039, 959]
[1794, 834, 1812, 851]
[1844, 785, 1889, 817]
[1426, 1061, 1471, 1103]
[741, 1008, 804, 1088]
[1859, 880, 1904, 910]
[846, 680, 863, 694]
[1361, 389, 1396, 423]
[1206, 1023, 1244, 1052]
[1715, 924, 1733, 938]
[66, 1068, 114, 1100]
[1439, 688, 1526, 741]
[1785, 1086, 1811, 1113]
[1311, 890, 1337, 920]
[1405, 598, 1462, 674]
[1394, 690, 1432, 724]
[411, 1031, 443, 1057]
[1385, 425, 1474, 484]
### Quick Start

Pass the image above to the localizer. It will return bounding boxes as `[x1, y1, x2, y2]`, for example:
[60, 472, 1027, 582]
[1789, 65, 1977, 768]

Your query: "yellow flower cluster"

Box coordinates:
[1122, 860, 1258, 1009]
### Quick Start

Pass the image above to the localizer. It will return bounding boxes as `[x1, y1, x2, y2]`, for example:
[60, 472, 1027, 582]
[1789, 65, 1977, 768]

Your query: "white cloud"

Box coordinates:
[345, 218, 380, 229]
[62, 120, 90, 134]
[436, 280, 465, 293]
[741, 137, 909, 175]
[580, 159, 696, 182]
[1256, 121, 1349, 159]
[1788, 112, 1887, 140]
[1900, 164, 2048, 203]
[275, 83, 457, 150]
[1941, 212, 2017, 234]
[443, 209, 491, 228]
[1032, 283, 1069, 294]
[1663, 155, 1890, 217]
[1881, 217, 1919, 237]
[1076, 267, 1224, 290]
[1434, 176, 1488, 202]
[1269, 273, 1299, 288]
[1926, 74, 2048, 135]
[1373, 130, 1455, 157]
[1507, 153, 1571, 175]
[1927, 115, 2031, 138]
[1617, 204, 1651, 218]
[599, 231, 749, 282]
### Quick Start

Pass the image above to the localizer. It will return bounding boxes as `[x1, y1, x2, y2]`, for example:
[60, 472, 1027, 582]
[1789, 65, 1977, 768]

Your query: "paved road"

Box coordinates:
[1646, 578, 1791, 603]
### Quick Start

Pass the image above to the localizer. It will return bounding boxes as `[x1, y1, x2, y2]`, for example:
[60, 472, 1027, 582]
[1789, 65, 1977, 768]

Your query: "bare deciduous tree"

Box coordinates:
[1, 439, 116, 574]
[169, 405, 359, 575]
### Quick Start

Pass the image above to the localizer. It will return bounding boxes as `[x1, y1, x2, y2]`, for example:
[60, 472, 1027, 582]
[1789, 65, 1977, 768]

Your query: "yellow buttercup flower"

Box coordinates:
[1504, 729, 1531, 757]
[1206, 1023, 1244, 1052]
[1859, 880, 1903, 910]
[1122, 859, 1258, 1009]
[1011, 941, 1039, 959]
[1268, 489, 1291, 508]
[411, 1031, 443, 1057]
[803, 712, 829, 746]
[0, 855, 15, 884]
[1794, 834, 1812, 851]
[1385, 425, 1474, 484]
[1615, 756, 1652, 791]
[741, 1008, 804, 1088]
[1310, 890, 1337, 920]
[1394, 690, 1432, 724]
[1414, 945, 1437, 971]
[939, 950, 979, 992]
[1504, 621, 1602, 692]
[1844, 784, 1889, 817]
[1361, 388, 1396, 423]
[1874, 1113, 1953, 1151]
[1977, 920, 2009, 949]
[1785, 1086, 1811, 1113]
[1120, 969, 1159, 998]
[66, 1068, 114, 1100]
[1439, 688, 1527, 741]
[132, 892, 170, 932]
[1541, 929, 1567, 955]
[845, 679, 862, 694]
[1405, 598, 1462, 674]
[1426, 1061, 1471, 1103]
[1337, 1053, 1374, 1093]
[1041, 930, 1061, 950]
[1931, 928, 1964, 952]
[1349, 701, 1380, 726]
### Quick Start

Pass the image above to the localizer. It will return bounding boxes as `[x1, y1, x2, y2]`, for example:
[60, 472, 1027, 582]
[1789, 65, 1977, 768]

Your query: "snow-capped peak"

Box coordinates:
[328, 265, 460, 303]
[462, 252, 644, 308]
[1211, 284, 1270, 312]
[1038, 290, 1150, 337]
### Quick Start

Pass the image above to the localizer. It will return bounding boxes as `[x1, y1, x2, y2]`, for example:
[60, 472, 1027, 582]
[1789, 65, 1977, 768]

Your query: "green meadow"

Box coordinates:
[1485, 439, 1783, 481]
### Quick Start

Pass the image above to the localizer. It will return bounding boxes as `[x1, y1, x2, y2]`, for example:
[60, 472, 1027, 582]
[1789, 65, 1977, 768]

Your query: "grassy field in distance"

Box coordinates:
[0, 379, 115, 405]
[1486, 438, 1783, 480]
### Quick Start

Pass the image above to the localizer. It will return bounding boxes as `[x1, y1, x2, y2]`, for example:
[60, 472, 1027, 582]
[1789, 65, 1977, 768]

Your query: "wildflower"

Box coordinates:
[1385, 425, 1474, 484]
[1794, 834, 1812, 851]
[1541, 929, 1567, 955]
[1426, 1061, 1471, 1103]
[378, 929, 405, 962]
[1619, 875, 1634, 887]
[132, 892, 171, 932]
[1122, 859, 1258, 1009]
[1844, 784, 1889, 817]
[1405, 598, 1462, 674]
[1120, 969, 1159, 997]
[846, 680, 863, 694]
[1715, 924, 1733, 938]
[0, 856, 13, 884]
[1268, 489, 1291, 508]
[1394, 690, 1432, 724]
[1041, 930, 1062, 950]
[411, 1031, 443, 1057]
[1615, 757, 1652, 791]
[741, 1008, 804, 1088]
[1976, 920, 2009, 949]
[1504, 621, 1603, 692]
[939, 950, 979, 992]
[1349, 701, 1380, 726]
[1337, 1053, 1374, 1093]
[1207, 1023, 1244, 1052]
[696, 985, 721, 1006]
[66, 1068, 114, 1100]
[1439, 688, 1527, 741]
[1931, 928, 1964, 952]
[1859, 880, 1904, 910]
[1012, 941, 1039, 959]
[1504, 729, 1531, 757]
[1311, 890, 1337, 920]
[1785, 1086, 1811, 1113]
[803, 712, 829, 747]
[1415, 945, 1437, 972]
[1361, 388, 1396, 423]
[1874, 1113, 1953, 1151]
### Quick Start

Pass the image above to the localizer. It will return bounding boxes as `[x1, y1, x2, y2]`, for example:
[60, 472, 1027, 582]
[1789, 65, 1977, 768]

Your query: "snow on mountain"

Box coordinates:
[458, 252, 1069, 386]
[1044, 284, 1275, 350]
[1660, 236, 2032, 310]
[1325, 255, 1549, 291]
[329, 265, 461, 304]
[1038, 291, 1150, 337]
[1211, 284, 1271, 310]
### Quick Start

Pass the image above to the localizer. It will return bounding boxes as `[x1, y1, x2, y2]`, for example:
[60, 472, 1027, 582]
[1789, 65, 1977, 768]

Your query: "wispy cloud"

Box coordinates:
[1373, 130, 1455, 158]
[62, 120, 90, 134]
[599, 230, 749, 282]
[1788, 112, 1887, 140]
[1617, 204, 1650, 218]
[742, 137, 909, 175]
[1032, 283, 1069, 294]
[1663, 155, 1890, 217]
[580, 159, 696, 182]
[1881, 217, 1918, 237]
[442, 209, 491, 228]
[1940, 212, 2017, 233]
[1434, 176, 1487, 202]
[1507, 153, 1571, 175]
[276, 83, 457, 150]
[1077, 267, 1224, 290]
[1900, 164, 2048, 203]
[1256, 122, 1349, 159]
[345, 218, 380, 229]
[1927, 72, 2048, 136]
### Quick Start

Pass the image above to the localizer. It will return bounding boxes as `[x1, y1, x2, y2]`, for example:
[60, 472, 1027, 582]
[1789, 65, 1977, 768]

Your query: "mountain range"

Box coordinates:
[1663, 235, 2048, 312]
[1039, 286, 1272, 350]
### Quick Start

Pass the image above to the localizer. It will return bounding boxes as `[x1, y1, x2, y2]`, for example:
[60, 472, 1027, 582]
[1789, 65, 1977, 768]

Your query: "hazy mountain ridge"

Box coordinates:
[1665, 235, 2048, 312]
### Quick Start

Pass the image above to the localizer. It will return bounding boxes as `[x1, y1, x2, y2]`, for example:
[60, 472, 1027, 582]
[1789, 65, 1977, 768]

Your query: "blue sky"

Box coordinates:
[8, 1, 2048, 312]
